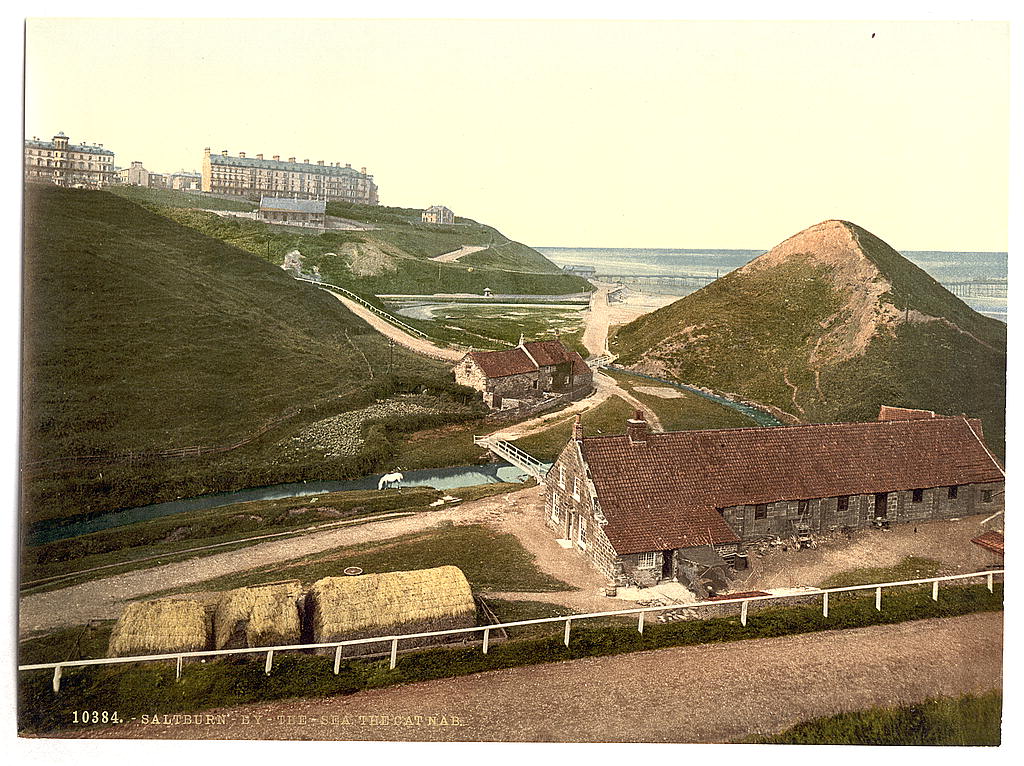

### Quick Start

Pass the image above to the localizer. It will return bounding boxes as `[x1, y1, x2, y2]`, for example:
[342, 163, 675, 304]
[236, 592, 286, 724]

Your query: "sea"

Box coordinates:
[539, 247, 1008, 322]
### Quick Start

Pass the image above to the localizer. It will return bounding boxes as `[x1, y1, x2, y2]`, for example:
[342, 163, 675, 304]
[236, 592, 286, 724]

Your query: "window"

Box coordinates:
[578, 517, 587, 548]
[981, 489, 993, 503]
[637, 552, 657, 569]
[837, 496, 850, 512]
[754, 503, 769, 520]
[558, 465, 565, 488]
[912, 488, 924, 503]
[572, 476, 580, 500]
[550, 491, 559, 523]
[948, 485, 959, 500]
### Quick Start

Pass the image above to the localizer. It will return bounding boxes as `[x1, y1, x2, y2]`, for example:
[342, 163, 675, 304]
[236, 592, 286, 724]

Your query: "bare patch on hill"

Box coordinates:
[343, 241, 397, 277]
[742, 220, 901, 366]
[906, 309, 1006, 355]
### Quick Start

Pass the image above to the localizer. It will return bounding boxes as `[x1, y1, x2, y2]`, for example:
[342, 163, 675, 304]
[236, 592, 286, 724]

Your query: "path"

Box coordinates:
[326, 292, 464, 362]
[430, 245, 489, 263]
[72, 612, 1002, 742]
[18, 494, 511, 636]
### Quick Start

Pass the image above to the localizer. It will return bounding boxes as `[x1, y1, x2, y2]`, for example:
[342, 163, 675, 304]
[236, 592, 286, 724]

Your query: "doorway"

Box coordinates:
[874, 492, 889, 519]
[661, 550, 674, 580]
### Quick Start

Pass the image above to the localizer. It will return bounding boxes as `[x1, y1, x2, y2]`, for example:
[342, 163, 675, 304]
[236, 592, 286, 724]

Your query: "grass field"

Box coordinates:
[754, 691, 1001, 745]
[105, 185, 256, 211]
[510, 395, 638, 463]
[603, 369, 758, 430]
[820, 556, 942, 589]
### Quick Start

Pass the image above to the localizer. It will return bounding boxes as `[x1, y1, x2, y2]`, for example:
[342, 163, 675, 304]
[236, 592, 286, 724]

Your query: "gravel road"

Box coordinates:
[69, 612, 1002, 742]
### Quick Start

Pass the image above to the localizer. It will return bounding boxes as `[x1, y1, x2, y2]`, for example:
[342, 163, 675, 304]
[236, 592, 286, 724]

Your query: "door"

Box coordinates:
[661, 550, 674, 581]
[874, 492, 889, 519]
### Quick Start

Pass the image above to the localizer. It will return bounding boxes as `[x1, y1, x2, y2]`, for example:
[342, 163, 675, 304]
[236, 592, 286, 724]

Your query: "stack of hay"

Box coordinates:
[307, 565, 476, 654]
[107, 598, 210, 658]
[213, 581, 303, 650]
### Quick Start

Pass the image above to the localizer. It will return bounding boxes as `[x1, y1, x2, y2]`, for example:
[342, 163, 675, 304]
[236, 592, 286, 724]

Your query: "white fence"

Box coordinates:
[20, 569, 1002, 693]
[473, 436, 550, 479]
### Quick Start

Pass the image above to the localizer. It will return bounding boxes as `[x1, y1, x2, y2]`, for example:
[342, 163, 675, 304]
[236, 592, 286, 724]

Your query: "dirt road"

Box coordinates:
[326, 291, 464, 362]
[72, 612, 1002, 742]
[431, 245, 488, 263]
[18, 494, 512, 636]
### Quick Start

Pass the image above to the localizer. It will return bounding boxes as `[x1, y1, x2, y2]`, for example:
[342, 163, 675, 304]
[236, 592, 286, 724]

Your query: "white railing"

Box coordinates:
[20, 569, 1001, 693]
[295, 278, 433, 340]
[473, 436, 550, 479]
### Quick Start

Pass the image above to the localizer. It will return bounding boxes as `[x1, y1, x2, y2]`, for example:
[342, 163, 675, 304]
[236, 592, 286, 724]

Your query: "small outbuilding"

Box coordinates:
[259, 196, 326, 229]
[306, 565, 476, 654]
[107, 598, 210, 658]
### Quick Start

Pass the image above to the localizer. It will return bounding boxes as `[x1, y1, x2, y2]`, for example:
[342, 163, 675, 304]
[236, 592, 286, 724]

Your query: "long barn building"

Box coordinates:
[544, 408, 1004, 590]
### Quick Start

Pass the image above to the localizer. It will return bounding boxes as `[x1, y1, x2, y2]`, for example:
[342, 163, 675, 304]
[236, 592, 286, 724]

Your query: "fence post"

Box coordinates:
[740, 600, 749, 627]
[987, 573, 994, 593]
[176, 655, 183, 681]
[333, 646, 342, 675]
[637, 611, 645, 634]
[264, 650, 274, 675]
[932, 580, 939, 602]
[482, 627, 490, 655]
[875, 586, 882, 611]
[564, 618, 572, 647]
[390, 638, 398, 669]
[52, 665, 62, 694]
[822, 592, 829, 618]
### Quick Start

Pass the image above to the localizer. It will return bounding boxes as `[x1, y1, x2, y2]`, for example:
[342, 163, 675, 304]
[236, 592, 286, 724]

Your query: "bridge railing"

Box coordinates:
[20, 569, 1002, 693]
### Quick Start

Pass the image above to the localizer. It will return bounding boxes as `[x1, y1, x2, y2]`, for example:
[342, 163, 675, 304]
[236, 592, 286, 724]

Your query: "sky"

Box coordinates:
[23, 18, 1011, 251]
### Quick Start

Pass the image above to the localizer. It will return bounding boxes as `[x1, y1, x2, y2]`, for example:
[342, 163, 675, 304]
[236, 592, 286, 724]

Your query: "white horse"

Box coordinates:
[377, 471, 404, 490]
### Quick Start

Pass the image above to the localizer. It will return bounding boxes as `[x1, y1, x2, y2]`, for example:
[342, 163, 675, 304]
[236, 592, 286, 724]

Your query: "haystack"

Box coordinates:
[307, 565, 476, 654]
[213, 581, 303, 650]
[107, 598, 210, 658]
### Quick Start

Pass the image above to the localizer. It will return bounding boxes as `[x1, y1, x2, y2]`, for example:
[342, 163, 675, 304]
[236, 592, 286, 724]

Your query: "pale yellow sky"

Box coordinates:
[25, 18, 1009, 251]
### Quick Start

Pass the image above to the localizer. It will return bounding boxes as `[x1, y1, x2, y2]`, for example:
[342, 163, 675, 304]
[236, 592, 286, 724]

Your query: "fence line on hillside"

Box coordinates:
[297, 278, 434, 340]
[20, 569, 1002, 693]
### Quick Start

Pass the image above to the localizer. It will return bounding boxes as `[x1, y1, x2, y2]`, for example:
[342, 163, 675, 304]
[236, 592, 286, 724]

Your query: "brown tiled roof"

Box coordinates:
[879, 405, 937, 421]
[581, 416, 1004, 555]
[971, 530, 1004, 556]
[468, 340, 590, 379]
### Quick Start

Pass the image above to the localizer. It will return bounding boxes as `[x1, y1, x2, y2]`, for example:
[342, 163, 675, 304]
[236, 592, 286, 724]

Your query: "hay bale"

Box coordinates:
[107, 598, 210, 658]
[213, 581, 303, 650]
[307, 565, 476, 653]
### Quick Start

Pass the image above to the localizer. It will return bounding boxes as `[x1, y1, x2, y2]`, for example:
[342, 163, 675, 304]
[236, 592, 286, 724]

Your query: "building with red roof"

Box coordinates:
[544, 408, 1004, 593]
[453, 337, 593, 410]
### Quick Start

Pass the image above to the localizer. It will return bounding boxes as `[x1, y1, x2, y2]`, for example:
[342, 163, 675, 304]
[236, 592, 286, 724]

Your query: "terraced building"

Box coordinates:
[202, 147, 378, 204]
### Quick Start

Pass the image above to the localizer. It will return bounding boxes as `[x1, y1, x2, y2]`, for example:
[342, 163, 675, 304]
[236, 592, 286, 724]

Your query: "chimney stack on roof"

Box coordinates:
[257, 153, 263, 160]
[360, 166, 367, 175]
[273, 155, 280, 161]
[317, 160, 324, 166]
[573, 414, 584, 442]
[626, 410, 650, 444]
[239, 152, 246, 158]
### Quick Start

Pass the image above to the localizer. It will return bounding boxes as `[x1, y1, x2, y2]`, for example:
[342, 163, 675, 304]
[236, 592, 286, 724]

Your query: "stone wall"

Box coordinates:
[721, 481, 1004, 540]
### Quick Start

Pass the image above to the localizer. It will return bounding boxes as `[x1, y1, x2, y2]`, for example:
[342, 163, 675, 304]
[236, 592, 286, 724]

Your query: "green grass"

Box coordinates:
[21, 186, 487, 523]
[821, 556, 942, 589]
[510, 395, 639, 463]
[145, 523, 572, 596]
[105, 185, 256, 211]
[754, 691, 1001, 745]
[612, 220, 1006, 456]
[603, 369, 758, 430]
[18, 582, 1002, 734]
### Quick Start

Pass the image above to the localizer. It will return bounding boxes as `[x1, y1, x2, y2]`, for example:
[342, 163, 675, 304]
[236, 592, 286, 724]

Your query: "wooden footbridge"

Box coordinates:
[473, 435, 550, 481]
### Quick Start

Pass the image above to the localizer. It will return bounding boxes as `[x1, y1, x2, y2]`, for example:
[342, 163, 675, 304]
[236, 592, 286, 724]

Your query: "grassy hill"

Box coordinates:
[21, 186, 482, 524]
[109, 187, 590, 296]
[612, 220, 1006, 454]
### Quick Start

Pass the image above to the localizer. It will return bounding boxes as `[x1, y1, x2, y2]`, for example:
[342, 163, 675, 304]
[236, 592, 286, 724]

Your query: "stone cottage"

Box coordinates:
[453, 338, 594, 410]
[544, 408, 1004, 595]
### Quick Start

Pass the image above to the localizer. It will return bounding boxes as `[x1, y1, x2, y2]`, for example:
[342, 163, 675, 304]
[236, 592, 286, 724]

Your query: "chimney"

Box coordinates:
[345, 163, 351, 168]
[289, 157, 296, 162]
[221, 150, 228, 156]
[204, 147, 211, 156]
[256, 153, 263, 160]
[626, 410, 650, 444]
[360, 166, 367, 175]
[303, 158, 309, 163]
[239, 152, 246, 158]
[573, 414, 584, 442]
[273, 155, 280, 161]
[317, 160, 324, 166]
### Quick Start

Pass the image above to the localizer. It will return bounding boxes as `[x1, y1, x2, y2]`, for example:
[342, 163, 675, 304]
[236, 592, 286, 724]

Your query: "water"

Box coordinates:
[541, 247, 1008, 321]
[27, 463, 528, 546]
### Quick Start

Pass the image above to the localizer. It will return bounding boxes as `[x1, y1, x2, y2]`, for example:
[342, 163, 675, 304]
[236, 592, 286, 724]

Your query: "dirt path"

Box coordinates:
[71, 612, 1002, 742]
[581, 282, 615, 357]
[430, 245, 488, 263]
[326, 292, 464, 362]
[17, 493, 513, 637]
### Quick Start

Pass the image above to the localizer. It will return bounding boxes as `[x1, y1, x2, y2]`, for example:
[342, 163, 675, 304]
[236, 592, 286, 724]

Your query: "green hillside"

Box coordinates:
[21, 186, 479, 523]
[110, 187, 590, 295]
[612, 220, 1006, 454]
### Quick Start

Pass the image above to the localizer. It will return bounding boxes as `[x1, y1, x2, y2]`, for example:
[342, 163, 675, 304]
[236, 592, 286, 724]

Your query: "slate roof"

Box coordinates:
[581, 416, 1004, 555]
[259, 196, 327, 214]
[211, 153, 370, 178]
[25, 137, 115, 156]
[971, 530, 1004, 556]
[467, 340, 589, 379]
